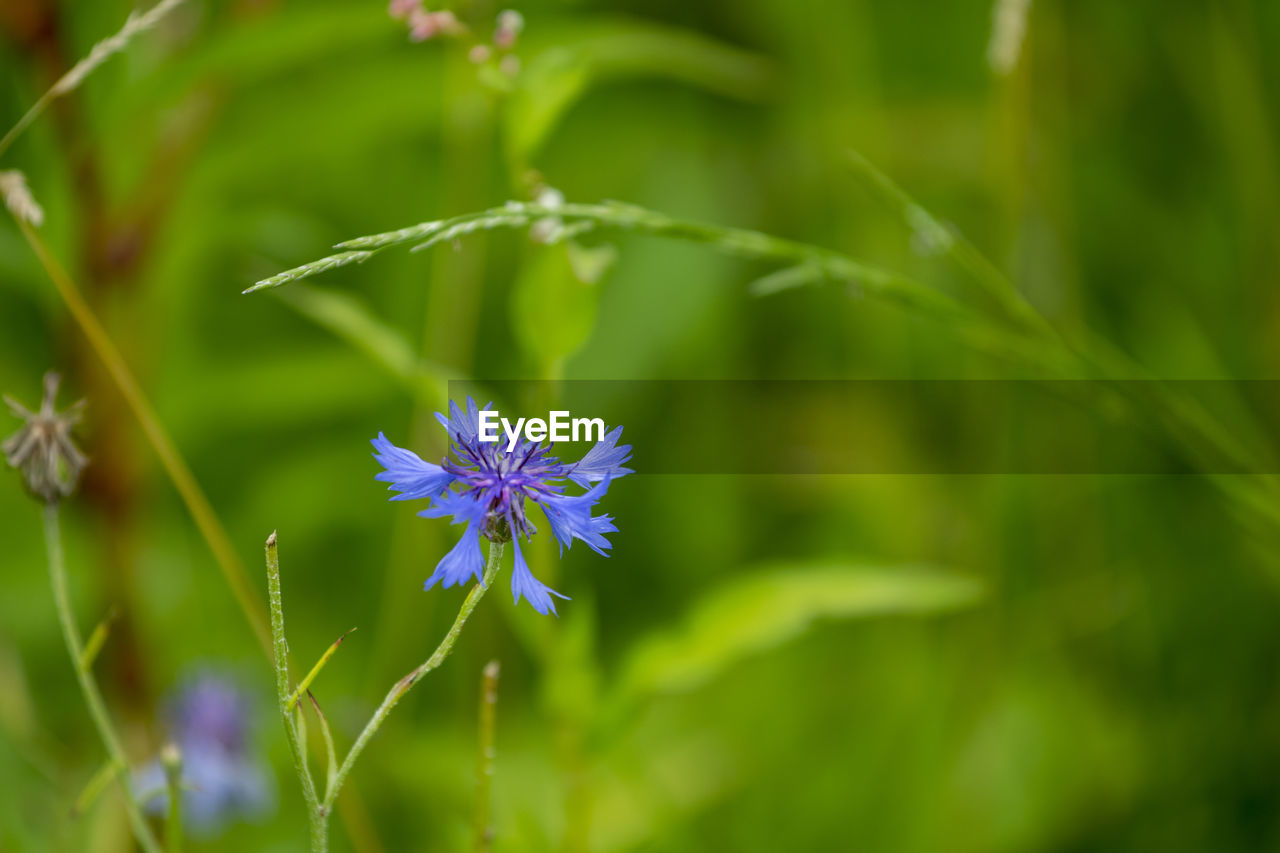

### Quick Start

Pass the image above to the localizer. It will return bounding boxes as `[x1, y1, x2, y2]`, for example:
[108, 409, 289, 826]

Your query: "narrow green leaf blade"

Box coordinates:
[287, 628, 356, 711]
[616, 563, 982, 700]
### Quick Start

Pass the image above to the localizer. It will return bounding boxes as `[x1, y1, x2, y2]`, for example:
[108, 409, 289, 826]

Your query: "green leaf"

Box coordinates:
[504, 48, 591, 168]
[615, 563, 983, 701]
[273, 284, 453, 402]
[140, 7, 393, 104]
[566, 239, 619, 286]
[510, 240, 614, 373]
[305, 692, 339, 800]
[505, 20, 775, 169]
[286, 628, 356, 711]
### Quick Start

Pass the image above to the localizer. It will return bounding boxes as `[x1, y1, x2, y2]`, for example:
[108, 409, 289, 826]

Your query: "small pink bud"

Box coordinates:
[469, 44, 492, 64]
[388, 0, 419, 21]
[408, 8, 461, 41]
[434, 10, 462, 34]
[408, 8, 437, 40]
[494, 9, 524, 49]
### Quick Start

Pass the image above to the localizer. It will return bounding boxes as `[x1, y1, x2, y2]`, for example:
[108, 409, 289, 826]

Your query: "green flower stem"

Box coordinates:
[265, 532, 327, 853]
[161, 745, 183, 853]
[322, 540, 505, 815]
[43, 504, 162, 853]
[473, 660, 500, 853]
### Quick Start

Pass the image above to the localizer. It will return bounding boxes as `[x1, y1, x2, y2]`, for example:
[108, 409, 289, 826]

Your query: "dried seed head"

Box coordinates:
[0, 170, 45, 227]
[2, 372, 88, 503]
[987, 0, 1032, 75]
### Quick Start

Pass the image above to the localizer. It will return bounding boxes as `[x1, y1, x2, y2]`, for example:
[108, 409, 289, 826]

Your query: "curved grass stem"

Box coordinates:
[0, 0, 187, 160]
[250, 191, 1280, 546]
[43, 504, 162, 853]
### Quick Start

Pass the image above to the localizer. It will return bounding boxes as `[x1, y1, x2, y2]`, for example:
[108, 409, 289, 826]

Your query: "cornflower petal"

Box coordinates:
[537, 477, 615, 555]
[567, 425, 633, 487]
[509, 537, 568, 616]
[425, 520, 485, 589]
[371, 432, 454, 500]
[433, 397, 491, 448]
[418, 487, 488, 526]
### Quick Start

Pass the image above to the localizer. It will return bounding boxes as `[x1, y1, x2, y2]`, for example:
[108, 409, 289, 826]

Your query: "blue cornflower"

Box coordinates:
[133, 672, 275, 836]
[371, 397, 632, 615]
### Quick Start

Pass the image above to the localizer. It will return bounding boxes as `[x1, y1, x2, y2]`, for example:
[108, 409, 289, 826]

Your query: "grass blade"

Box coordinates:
[287, 628, 357, 711]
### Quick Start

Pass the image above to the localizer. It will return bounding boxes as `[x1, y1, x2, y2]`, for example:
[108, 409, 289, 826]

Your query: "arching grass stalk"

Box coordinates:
[43, 504, 162, 853]
[265, 532, 504, 851]
[0, 0, 187, 160]
[246, 201, 1079, 374]
[248, 202, 967, 322]
[249, 193, 1280, 550]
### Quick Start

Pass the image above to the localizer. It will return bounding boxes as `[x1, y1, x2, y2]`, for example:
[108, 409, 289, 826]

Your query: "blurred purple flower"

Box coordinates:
[372, 397, 632, 615]
[133, 672, 274, 836]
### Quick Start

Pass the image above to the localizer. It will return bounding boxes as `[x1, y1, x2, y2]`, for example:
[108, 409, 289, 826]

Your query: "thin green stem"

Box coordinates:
[0, 0, 187, 160]
[13, 207, 380, 849]
[161, 745, 183, 853]
[43, 504, 162, 853]
[265, 532, 327, 853]
[71, 758, 121, 818]
[0, 93, 54, 161]
[323, 540, 505, 814]
[473, 660, 500, 853]
[16, 219, 273, 655]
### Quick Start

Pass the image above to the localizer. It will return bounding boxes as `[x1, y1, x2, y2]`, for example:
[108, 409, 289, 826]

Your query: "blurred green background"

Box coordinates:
[2, 0, 1279, 850]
